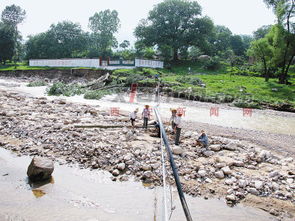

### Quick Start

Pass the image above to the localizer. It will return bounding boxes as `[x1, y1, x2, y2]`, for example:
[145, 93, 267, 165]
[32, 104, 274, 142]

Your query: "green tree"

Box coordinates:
[134, 0, 214, 61]
[0, 23, 15, 63]
[119, 40, 130, 49]
[253, 25, 272, 39]
[247, 38, 274, 81]
[1, 4, 26, 62]
[25, 21, 88, 59]
[210, 25, 233, 57]
[263, 0, 295, 84]
[88, 10, 120, 56]
[1, 4, 26, 26]
[230, 35, 245, 56]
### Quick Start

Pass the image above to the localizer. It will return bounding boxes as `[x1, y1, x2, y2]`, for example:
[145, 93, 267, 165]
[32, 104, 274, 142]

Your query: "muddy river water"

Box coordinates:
[0, 148, 275, 221]
[0, 77, 293, 220]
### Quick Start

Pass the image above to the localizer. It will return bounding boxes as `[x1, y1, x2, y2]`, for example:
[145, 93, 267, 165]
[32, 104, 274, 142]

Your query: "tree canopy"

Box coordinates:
[88, 10, 120, 57]
[134, 0, 214, 60]
[1, 4, 26, 27]
[26, 21, 87, 59]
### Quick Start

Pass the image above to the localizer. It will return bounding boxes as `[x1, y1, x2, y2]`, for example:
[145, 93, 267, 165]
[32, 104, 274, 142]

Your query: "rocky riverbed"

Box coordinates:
[0, 89, 294, 220]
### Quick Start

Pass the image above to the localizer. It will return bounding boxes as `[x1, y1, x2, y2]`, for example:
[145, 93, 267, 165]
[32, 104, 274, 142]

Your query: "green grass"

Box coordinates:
[161, 72, 295, 108]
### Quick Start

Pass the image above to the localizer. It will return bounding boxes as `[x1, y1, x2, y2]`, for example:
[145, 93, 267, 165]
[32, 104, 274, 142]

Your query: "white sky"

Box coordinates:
[0, 0, 276, 45]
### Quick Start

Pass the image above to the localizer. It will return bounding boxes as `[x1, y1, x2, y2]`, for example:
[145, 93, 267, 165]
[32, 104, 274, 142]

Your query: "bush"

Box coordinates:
[202, 56, 221, 71]
[47, 82, 85, 96]
[84, 90, 111, 100]
[27, 81, 47, 87]
[226, 66, 258, 76]
[176, 76, 205, 86]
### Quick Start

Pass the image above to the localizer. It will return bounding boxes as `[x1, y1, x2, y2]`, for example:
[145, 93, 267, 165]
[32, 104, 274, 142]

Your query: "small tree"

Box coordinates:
[263, 0, 295, 84]
[247, 38, 274, 81]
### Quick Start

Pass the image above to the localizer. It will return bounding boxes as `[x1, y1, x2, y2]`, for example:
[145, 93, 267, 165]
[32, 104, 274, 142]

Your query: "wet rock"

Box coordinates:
[215, 162, 227, 169]
[258, 150, 272, 161]
[225, 177, 237, 185]
[117, 163, 126, 171]
[232, 161, 245, 167]
[142, 171, 152, 179]
[226, 194, 237, 202]
[221, 166, 232, 175]
[183, 131, 193, 138]
[91, 161, 99, 169]
[224, 142, 237, 151]
[254, 180, 264, 189]
[205, 178, 212, 183]
[141, 164, 151, 171]
[27, 157, 54, 182]
[269, 209, 280, 216]
[215, 170, 225, 179]
[247, 188, 259, 195]
[269, 171, 280, 178]
[284, 157, 293, 163]
[56, 99, 66, 104]
[210, 145, 221, 152]
[238, 179, 248, 188]
[203, 151, 214, 157]
[123, 153, 133, 161]
[172, 146, 184, 155]
[112, 169, 120, 176]
[197, 169, 207, 177]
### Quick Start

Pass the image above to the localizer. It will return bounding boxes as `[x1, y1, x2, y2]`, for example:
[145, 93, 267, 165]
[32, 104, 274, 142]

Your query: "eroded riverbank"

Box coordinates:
[0, 88, 294, 220]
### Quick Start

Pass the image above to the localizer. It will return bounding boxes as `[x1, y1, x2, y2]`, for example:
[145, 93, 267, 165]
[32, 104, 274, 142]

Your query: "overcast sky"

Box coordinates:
[0, 0, 276, 44]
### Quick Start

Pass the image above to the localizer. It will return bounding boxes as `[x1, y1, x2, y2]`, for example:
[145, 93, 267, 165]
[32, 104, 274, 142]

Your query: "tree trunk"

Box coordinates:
[262, 57, 269, 82]
[173, 48, 178, 61]
[278, 71, 287, 84]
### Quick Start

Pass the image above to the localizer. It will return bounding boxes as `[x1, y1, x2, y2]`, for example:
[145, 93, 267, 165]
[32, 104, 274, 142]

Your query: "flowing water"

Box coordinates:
[0, 78, 294, 136]
[0, 148, 276, 221]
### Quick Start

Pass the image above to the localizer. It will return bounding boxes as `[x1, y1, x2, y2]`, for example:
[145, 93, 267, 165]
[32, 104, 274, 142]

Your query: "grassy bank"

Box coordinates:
[3, 62, 294, 111]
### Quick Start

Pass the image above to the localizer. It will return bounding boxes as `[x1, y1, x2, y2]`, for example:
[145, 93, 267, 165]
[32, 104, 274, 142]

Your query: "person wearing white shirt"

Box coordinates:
[174, 113, 182, 145]
[129, 108, 138, 128]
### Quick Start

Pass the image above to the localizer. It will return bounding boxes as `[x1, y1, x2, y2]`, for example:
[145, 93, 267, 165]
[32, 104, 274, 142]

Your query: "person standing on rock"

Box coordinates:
[196, 130, 209, 148]
[169, 109, 177, 134]
[129, 108, 138, 129]
[142, 105, 151, 130]
[174, 113, 183, 145]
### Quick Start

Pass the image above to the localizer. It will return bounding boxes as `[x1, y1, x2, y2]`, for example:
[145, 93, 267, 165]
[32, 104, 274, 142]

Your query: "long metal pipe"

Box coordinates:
[154, 107, 193, 221]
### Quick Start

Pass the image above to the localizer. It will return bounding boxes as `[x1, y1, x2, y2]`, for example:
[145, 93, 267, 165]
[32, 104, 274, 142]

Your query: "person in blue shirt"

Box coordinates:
[196, 130, 209, 148]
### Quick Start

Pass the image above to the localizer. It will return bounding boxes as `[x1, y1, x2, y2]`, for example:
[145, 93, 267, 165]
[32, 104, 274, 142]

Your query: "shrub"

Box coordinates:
[202, 56, 221, 70]
[175, 76, 205, 86]
[84, 90, 111, 100]
[47, 82, 85, 96]
[226, 66, 258, 76]
[27, 81, 47, 87]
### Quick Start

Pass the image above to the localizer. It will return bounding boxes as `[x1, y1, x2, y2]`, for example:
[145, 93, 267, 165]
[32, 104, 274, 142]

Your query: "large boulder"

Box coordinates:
[27, 157, 54, 182]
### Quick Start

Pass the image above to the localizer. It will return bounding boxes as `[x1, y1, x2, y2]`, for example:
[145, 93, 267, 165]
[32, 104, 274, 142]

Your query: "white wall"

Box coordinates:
[29, 58, 100, 68]
[135, 59, 164, 69]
